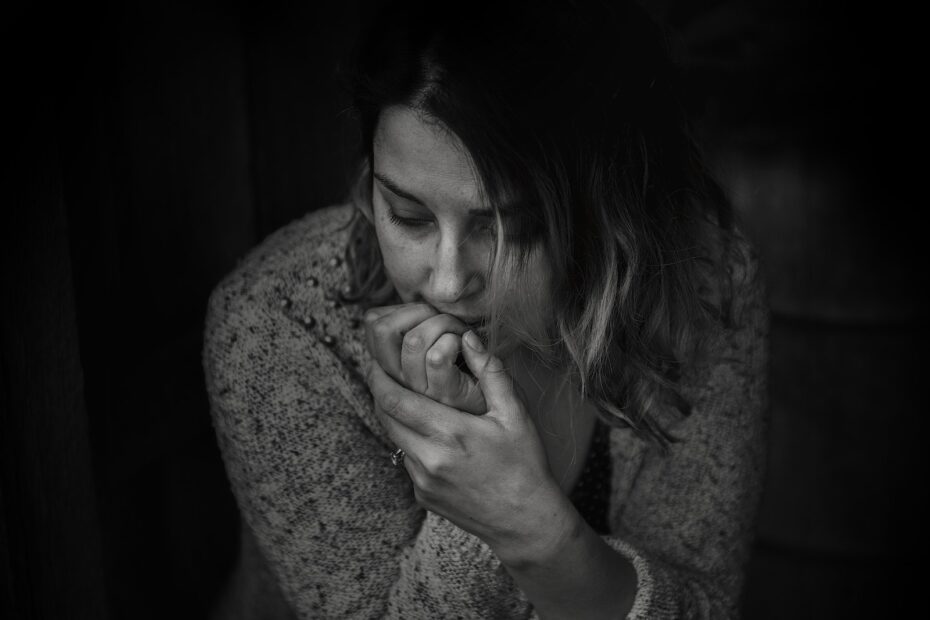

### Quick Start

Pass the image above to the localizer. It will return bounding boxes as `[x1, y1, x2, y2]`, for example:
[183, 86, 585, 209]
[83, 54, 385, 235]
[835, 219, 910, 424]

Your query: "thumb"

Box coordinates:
[461, 330, 519, 414]
[453, 370, 488, 415]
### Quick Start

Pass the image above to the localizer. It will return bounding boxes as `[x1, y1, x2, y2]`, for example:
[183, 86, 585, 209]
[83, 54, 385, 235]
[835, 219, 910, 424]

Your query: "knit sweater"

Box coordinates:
[202, 203, 768, 619]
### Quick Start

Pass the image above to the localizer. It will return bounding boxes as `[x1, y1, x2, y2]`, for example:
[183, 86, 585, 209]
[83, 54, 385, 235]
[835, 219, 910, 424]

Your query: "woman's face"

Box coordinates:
[370, 105, 505, 326]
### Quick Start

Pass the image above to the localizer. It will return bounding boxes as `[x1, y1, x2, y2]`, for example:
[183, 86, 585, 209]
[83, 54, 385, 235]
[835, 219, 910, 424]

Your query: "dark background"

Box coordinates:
[2, 1, 924, 618]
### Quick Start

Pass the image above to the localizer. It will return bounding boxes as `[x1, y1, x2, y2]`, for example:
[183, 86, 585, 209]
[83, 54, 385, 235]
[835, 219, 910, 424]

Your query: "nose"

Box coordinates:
[428, 232, 482, 305]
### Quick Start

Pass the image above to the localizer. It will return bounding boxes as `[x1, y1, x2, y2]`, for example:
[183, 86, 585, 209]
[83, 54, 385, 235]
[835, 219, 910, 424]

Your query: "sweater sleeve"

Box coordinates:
[202, 244, 426, 618]
[601, 237, 769, 619]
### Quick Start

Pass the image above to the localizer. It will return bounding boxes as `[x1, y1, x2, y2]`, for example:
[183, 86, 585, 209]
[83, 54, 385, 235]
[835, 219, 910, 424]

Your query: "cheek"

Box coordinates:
[375, 224, 425, 300]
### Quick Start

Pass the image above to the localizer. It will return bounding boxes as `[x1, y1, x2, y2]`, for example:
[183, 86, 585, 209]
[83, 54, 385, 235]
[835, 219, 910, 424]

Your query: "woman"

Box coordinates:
[203, 0, 768, 617]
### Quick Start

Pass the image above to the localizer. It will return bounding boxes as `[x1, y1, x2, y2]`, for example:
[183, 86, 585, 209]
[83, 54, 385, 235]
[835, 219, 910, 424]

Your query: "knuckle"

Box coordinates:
[436, 332, 460, 349]
[484, 356, 506, 375]
[402, 332, 424, 354]
[419, 453, 448, 478]
[415, 302, 437, 315]
[372, 318, 392, 340]
[378, 390, 402, 415]
[427, 348, 446, 368]
[434, 428, 466, 454]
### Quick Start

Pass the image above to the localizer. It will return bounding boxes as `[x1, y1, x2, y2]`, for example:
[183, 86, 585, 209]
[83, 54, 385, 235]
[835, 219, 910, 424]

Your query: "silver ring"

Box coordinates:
[390, 448, 406, 467]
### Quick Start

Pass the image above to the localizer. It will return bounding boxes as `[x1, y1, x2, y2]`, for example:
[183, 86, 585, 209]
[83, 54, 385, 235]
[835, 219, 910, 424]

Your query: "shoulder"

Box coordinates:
[637, 226, 769, 439]
[205, 203, 359, 339]
[713, 227, 768, 366]
[669, 226, 768, 435]
[226, 203, 357, 289]
[694, 222, 765, 322]
[724, 227, 766, 325]
[207, 202, 356, 311]
[203, 203, 375, 426]
[689, 223, 768, 358]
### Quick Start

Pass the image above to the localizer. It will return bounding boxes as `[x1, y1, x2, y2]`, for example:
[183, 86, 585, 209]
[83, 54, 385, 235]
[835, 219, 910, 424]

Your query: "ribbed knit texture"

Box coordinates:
[203, 204, 768, 619]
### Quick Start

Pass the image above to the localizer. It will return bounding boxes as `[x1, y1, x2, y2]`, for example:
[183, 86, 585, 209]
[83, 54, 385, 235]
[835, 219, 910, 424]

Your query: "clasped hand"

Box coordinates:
[363, 303, 560, 557]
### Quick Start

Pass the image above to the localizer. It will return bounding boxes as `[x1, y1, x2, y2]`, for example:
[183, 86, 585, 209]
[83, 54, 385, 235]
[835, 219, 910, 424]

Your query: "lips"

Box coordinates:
[450, 315, 487, 332]
[428, 306, 486, 327]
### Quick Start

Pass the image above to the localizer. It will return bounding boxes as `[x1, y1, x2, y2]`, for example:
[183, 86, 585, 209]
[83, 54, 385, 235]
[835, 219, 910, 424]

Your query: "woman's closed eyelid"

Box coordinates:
[381, 194, 428, 219]
[387, 207, 433, 228]
[386, 205, 496, 235]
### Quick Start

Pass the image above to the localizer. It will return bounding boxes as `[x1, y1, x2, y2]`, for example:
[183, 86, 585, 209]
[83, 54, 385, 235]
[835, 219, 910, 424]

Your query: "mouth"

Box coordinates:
[424, 304, 487, 330]
[433, 309, 486, 328]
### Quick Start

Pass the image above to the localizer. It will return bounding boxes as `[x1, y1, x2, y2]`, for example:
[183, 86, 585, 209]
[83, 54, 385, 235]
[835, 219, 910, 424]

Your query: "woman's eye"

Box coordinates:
[387, 210, 432, 228]
[475, 218, 497, 235]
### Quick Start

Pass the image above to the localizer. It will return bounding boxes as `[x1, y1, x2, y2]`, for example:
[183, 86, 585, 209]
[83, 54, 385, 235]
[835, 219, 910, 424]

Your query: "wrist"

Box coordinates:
[491, 480, 583, 570]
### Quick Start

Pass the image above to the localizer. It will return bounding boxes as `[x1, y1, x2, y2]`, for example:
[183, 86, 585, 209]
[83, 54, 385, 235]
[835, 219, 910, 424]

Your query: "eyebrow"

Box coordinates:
[373, 171, 500, 217]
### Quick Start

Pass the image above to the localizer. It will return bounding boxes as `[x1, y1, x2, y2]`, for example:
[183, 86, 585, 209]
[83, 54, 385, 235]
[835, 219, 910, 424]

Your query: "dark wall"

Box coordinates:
[5, 2, 363, 618]
[3, 1, 922, 618]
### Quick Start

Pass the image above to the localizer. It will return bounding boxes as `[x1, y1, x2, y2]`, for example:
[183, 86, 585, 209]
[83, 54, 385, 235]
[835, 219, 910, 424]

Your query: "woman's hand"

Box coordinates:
[365, 322, 568, 563]
[364, 303, 486, 414]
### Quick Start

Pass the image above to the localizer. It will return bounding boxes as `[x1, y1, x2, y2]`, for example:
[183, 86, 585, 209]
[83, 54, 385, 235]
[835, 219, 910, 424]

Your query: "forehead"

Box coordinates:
[373, 105, 484, 212]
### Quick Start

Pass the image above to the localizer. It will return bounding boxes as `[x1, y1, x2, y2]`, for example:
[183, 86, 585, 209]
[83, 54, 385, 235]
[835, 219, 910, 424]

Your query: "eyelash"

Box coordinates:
[387, 209, 496, 235]
[387, 210, 431, 229]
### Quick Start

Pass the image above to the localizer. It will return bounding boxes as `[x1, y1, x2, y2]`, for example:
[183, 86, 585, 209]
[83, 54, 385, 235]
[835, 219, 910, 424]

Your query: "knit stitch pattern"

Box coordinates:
[203, 203, 768, 619]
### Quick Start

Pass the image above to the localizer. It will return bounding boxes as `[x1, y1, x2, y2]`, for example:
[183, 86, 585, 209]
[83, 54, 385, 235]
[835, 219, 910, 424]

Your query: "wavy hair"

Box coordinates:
[340, 0, 737, 446]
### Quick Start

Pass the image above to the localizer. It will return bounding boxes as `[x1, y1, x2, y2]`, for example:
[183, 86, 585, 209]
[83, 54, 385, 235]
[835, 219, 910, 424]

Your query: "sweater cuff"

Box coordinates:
[603, 537, 654, 619]
[523, 536, 654, 620]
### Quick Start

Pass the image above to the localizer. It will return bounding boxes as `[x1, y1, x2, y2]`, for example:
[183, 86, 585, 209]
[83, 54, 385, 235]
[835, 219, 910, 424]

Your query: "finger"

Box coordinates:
[461, 330, 520, 414]
[375, 405, 434, 484]
[425, 332, 460, 396]
[363, 303, 428, 353]
[362, 305, 399, 360]
[367, 358, 461, 436]
[401, 314, 470, 393]
[374, 400, 419, 452]
[426, 334, 488, 415]
[364, 303, 438, 383]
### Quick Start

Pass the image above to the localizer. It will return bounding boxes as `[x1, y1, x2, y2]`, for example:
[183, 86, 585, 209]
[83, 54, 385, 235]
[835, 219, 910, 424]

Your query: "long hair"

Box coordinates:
[341, 0, 737, 447]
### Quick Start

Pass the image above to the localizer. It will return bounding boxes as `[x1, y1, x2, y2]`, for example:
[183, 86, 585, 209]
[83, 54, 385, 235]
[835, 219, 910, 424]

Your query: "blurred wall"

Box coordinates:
[3, 1, 921, 618]
[662, 3, 923, 616]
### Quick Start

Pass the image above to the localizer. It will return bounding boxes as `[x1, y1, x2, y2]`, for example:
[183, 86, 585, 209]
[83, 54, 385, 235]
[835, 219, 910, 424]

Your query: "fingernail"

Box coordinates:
[464, 330, 485, 352]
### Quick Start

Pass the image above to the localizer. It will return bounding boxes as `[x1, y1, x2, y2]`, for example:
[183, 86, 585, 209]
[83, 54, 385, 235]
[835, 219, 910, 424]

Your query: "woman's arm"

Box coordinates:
[493, 492, 639, 619]
[202, 214, 429, 618]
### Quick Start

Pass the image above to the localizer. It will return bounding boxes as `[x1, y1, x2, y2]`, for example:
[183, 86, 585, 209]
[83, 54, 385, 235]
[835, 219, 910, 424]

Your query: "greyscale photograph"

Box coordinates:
[3, 1, 919, 618]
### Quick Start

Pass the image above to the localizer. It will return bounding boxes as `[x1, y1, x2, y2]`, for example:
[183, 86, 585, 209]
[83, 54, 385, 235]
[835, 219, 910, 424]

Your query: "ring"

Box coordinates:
[390, 448, 406, 467]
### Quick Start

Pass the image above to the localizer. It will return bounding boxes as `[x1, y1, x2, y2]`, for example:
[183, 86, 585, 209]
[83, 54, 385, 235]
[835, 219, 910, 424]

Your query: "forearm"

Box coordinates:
[493, 489, 637, 620]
